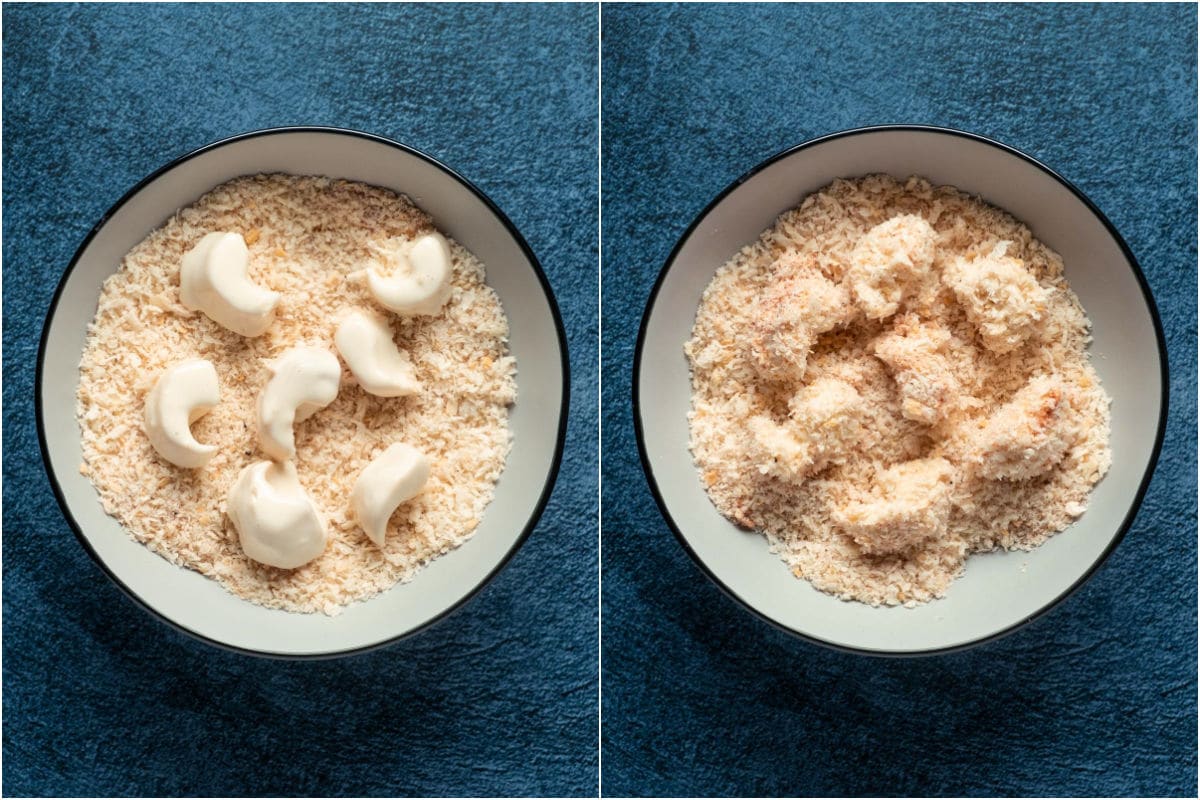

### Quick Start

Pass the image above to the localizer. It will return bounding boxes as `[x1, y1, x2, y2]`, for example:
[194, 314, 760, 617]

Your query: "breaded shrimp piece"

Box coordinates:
[831, 457, 955, 555]
[872, 314, 963, 425]
[847, 214, 937, 320]
[944, 240, 1049, 354]
[747, 377, 863, 483]
[973, 375, 1072, 480]
[748, 259, 852, 383]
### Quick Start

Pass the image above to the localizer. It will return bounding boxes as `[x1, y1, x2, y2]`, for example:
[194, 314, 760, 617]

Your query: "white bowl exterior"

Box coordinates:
[42, 131, 565, 656]
[639, 129, 1162, 653]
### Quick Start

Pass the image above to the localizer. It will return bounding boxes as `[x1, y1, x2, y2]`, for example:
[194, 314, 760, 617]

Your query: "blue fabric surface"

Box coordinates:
[601, 4, 1196, 797]
[3, 4, 597, 797]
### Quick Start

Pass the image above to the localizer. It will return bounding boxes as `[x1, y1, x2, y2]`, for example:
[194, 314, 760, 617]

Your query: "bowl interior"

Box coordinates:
[41, 129, 566, 656]
[637, 128, 1164, 654]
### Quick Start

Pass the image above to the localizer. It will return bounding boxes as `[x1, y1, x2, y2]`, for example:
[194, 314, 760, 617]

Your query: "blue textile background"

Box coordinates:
[3, 4, 597, 797]
[601, 3, 1196, 797]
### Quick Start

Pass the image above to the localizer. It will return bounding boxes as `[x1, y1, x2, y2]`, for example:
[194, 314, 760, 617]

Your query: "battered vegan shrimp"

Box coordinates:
[847, 214, 937, 320]
[972, 375, 1074, 480]
[944, 240, 1049, 354]
[748, 377, 864, 483]
[748, 255, 852, 383]
[831, 457, 955, 555]
[871, 314, 967, 426]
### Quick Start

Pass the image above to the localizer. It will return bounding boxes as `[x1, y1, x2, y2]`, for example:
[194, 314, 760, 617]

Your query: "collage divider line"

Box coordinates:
[596, 3, 604, 797]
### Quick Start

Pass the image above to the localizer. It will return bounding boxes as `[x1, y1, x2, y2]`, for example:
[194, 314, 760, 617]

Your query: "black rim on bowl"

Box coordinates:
[632, 123, 1169, 657]
[37, 126, 571, 660]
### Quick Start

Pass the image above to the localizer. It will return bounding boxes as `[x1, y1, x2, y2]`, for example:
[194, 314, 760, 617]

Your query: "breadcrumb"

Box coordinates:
[686, 175, 1111, 606]
[77, 174, 516, 615]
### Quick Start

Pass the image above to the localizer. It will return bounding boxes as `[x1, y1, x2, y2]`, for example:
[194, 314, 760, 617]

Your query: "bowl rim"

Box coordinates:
[37, 125, 571, 660]
[632, 123, 1170, 657]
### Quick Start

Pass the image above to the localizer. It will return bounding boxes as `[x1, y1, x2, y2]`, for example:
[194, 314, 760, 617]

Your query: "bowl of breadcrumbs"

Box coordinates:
[635, 125, 1166, 655]
[39, 127, 567, 657]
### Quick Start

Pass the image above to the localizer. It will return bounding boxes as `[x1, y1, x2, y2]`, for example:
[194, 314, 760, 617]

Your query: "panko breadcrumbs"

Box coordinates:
[77, 174, 516, 615]
[685, 175, 1111, 606]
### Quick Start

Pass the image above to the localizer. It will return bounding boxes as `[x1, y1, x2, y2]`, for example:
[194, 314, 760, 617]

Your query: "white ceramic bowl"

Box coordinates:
[39, 127, 568, 658]
[635, 125, 1167, 655]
